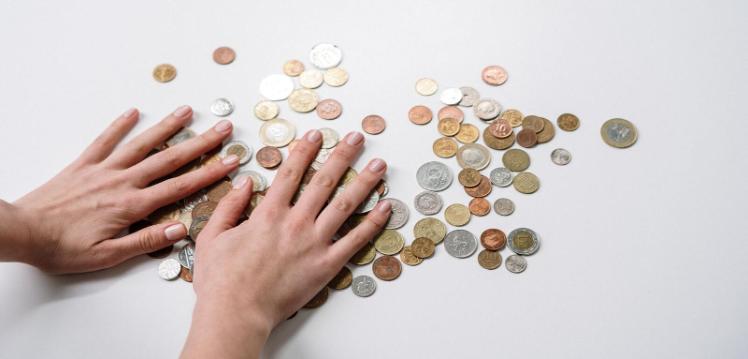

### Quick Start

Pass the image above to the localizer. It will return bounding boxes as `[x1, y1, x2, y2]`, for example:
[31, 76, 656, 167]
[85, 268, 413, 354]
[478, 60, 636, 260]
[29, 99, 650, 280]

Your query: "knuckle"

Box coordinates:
[332, 146, 356, 162]
[294, 142, 317, 159]
[311, 173, 336, 190]
[286, 216, 308, 234]
[168, 179, 193, 196]
[366, 214, 387, 228]
[278, 166, 301, 184]
[137, 230, 160, 253]
[331, 197, 354, 214]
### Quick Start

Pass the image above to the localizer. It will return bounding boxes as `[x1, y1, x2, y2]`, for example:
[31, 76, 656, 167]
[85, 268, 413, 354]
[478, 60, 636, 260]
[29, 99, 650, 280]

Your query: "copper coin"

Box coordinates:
[458, 168, 482, 187]
[557, 113, 580, 131]
[480, 228, 507, 250]
[408, 105, 433, 125]
[316, 99, 342, 120]
[256, 146, 283, 168]
[437, 106, 465, 123]
[481, 65, 508, 86]
[372, 255, 402, 281]
[179, 267, 193, 282]
[522, 115, 546, 133]
[411, 237, 436, 259]
[478, 250, 502, 270]
[212, 46, 236, 65]
[517, 128, 538, 148]
[469, 198, 491, 216]
[483, 127, 515, 150]
[464, 175, 492, 198]
[327, 266, 353, 290]
[152, 64, 177, 83]
[303, 287, 329, 309]
[283, 59, 305, 77]
[192, 201, 218, 219]
[489, 119, 513, 138]
[206, 180, 232, 202]
[362, 114, 386, 135]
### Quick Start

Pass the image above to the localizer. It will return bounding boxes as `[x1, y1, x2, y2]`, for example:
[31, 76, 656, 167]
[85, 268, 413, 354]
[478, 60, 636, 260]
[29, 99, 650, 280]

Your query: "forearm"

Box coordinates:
[0, 200, 35, 263]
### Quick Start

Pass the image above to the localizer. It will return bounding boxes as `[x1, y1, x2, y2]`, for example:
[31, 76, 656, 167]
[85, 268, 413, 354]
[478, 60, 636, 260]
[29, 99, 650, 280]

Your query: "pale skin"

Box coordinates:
[0, 106, 390, 359]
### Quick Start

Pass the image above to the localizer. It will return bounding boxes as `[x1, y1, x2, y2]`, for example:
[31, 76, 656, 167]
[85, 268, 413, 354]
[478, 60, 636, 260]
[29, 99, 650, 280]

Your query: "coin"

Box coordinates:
[489, 119, 513, 138]
[318, 128, 339, 149]
[189, 216, 209, 240]
[373, 229, 405, 255]
[158, 258, 181, 280]
[400, 246, 423, 266]
[350, 242, 376, 265]
[373, 256, 402, 281]
[483, 127, 515, 150]
[322, 67, 348, 87]
[362, 115, 386, 134]
[557, 113, 580, 131]
[493, 198, 515, 216]
[351, 275, 377, 297]
[438, 106, 465, 122]
[254, 100, 279, 121]
[192, 201, 218, 218]
[437, 118, 461, 136]
[489, 167, 513, 187]
[506, 255, 527, 273]
[153, 64, 176, 83]
[165, 128, 195, 147]
[474, 98, 502, 120]
[444, 203, 470, 226]
[459, 86, 480, 107]
[355, 190, 380, 214]
[259, 74, 295, 100]
[260, 118, 296, 147]
[411, 237, 436, 259]
[517, 128, 538, 148]
[234, 170, 268, 192]
[601, 118, 638, 148]
[179, 267, 193, 282]
[256, 146, 283, 168]
[513, 172, 540, 194]
[288, 88, 319, 113]
[464, 175, 492, 198]
[413, 191, 443, 215]
[456, 143, 491, 170]
[210, 98, 234, 117]
[551, 148, 572, 165]
[468, 198, 491, 216]
[212, 46, 236, 65]
[444, 230, 478, 258]
[384, 198, 410, 230]
[480, 228, 507, 250]
[309, 43, 342, 69]
[327, 266, 353, 290]
[177, 242, 196, 269]
[302, 287, 329, 309]
[415, 78, 438, 96]
[481, 65, 508, 86]
[508, 227, 540, 255]
[376, 179, 389, 197]
[413, 217, 447, 245]
[283, 59, 305, 76]
[522, 115, 546, 133]
[536, 118, 555, 143]
[478, 250, 503, 270]
[220, 140, 252, 165]
[458, 168, 481, 187]
[455, 124, 480, 144]
[416, 161, 453, 191]
[299, 69, 324, 89]
[440, 88, 463, 105]
[408, 105, 433, 125]
[501, 109, 524, 128]
[502, 149, 530, 172]
[315, 99, 342, 120]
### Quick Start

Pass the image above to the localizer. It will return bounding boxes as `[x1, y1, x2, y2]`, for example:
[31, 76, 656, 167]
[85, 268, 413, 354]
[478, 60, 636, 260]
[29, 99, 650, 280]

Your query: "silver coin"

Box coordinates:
[505, 255, 527, 273]
[309, 43, 343, 69]
[180, 189, 208, 212]
[259, 118, 296, 147]
[351, 275, 377, 297]
[415, 78, 438, 96]
[299, 69, 324, 89]
[444, 230, 478, 258]
[416, 161, 453, 192]
[440, 87, 463, 105]
[456, 143, 491, 170]
[508, 228, 540, 255]
[158, 258, 182, 280]
[233, 170, 268, 192]
[473, 98, 502, 120]
[489, 167, 513, 187]
[384, 198, 409, 229]
[458, 86, 480, 107]
[354, 190, 380, 214]
[319, 127, 340, 149]
[551, 148, 572, 165]
[259, 74, 294, 100]
[177, 242, 195, 270]
[210, 98, 234, 117]
[493, 198, 515, 216]
[165, 128, 196, 147]
[220, 140, 252, 165]
[413, 191, 443, 215]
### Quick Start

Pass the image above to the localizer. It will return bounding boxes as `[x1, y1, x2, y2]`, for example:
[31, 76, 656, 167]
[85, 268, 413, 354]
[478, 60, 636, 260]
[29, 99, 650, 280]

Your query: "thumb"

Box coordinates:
[198, 176, 253, 241]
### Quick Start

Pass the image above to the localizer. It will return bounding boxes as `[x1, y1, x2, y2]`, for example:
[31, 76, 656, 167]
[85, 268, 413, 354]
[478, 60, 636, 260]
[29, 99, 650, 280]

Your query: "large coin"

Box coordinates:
[456, 143, 491, 170]
[350, 242, 376, 265]
[438, 106, 464, 123]
[501, 109, 524, 128]
[323, 67, 349, 87]
[288, 88, 319, 113]
[483, 127, 515, 150]
[444, 230, 478, 258]
[299, 69, 324, 89]
[362, 114, 386, 135]
[493, 198, 515, 216]
[506, 255, 528, 273]
[458, 168, 481, 187]
[351, 275, 377, 297]
[508, 228, 540, 255]
[478, 250, 502, 270]
[480, 228, 507, 250]
[317, 99, 343, 120]
[309, 43, 342, 69]
[458, 86, 479, 107]
[408, 105, 433, 125]
[513, 172, 540, 194]
[433, 137, 458, 158]
[259, 74, 294, 101]
[489, 167, 513, 187]
[474, 98, 502, 120]
[601, 118, 637, 148]
[502, 149, 530, 172]
[415, 78, 438, 96]
[411, 237, 436, 259]
[455, 124, 480, 144]
[413, 191, 443, 215]
[153, 64, 176, 83]
[158, 258, 181, 280]
[413, 217, 447, 245]
[557, 113, 580, 131]
[440, 88, 463, 105]
[444, 203, 470, 227]
[536, 118, 556, 144]
[327, 266, 353, 290]
[260, 118, 296, 147]
[220, 140, 252, 165]
[551, 148, 572, 165]
[416, 161, 453, 192]
[373, 229, 405, 255]
[303, 287, 329, 309]
[384, 198, 410, 229]
[400, 246, 423, 266]
[372, 256, 402, 281]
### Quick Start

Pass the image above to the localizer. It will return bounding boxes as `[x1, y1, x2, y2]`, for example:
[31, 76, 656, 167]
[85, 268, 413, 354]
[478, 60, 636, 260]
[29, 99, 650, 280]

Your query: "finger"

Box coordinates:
[262, 129, 321, 207]
[315, 158, 387, 238]
[130, 119, 233, 186]
[78, 108, 139, 164]
[293, 131, 364, 217]
[139, 154, 240, 214]
[198, 176, 253, 240]
[327, 200, 391, 265]
[106, 105, 192, 168]
[100, 221, 186, 263]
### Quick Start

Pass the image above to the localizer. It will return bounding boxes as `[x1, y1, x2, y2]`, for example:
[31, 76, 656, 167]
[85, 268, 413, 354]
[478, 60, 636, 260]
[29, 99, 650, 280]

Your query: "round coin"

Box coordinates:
[489, 119, 513, 138]
[350, 242, 376, 265]
[506, 255, 528, 273]
[400, 246, 423, 266]
[288, 88, 319, 113]
[551, 148, 572, 165]
[483, 127, 515, 150]
[489, 167, 513, 187]
[212, 46, 236, 65]
[437, 118, 461, 136]
[373, 255, 402, 281]
[464, 175, 492, 198]
[179, 267, 193, 283]
[373, 229, 405, 255]
[234, 170, 268, 192]
[522, 115, 546, 133]
[536, 118, 556, 144]
[456, 143, 491, 170]
[384, 198, 410, 230]
[601, 118, 638, 148]
[299, 69, 324, 89]
[438, 106, 465, 123]
[440, 88, 463, 105]
[254, 100, 279, 121]
[282, 59, 305, 77]
[444, 230, 478, 258]
[323, 67, 349, 87]
[327, 266, 353, 290]
[481, 65, 508, 86]
[513, 172, 540, 194]
[158, 258, 181, 280]
[468, 197, 491, 216]
[493, 198, 515, 216]
[316, 99, 342, 120]
[256, 146, 283, 168]
[415, 78, 438, 96]
[319, 127, 339, 149]
[351, 275, 377, 297]
[458, 86, 480, 107]
[444, 203, 470, 226]
[259, 74, 294, 100]
[455, 124, 480, 144]
[474, 98, 502, 120]
[480, 228, 507, 250]
[408, 105, 433, 125]
[416, 161, 453, 191]
[259, 118, 296, 147]
[411, 237, 436, 259]
[433, 137, 458, 158]
[210, 98, 234, 117]
[303, 287, 329, 309]
[413, 217, 447, 245]
[458, 168, 481, 187]
[502, 149, 530, 172]
[557, 113, 580, 131]
[152, 64, 176, 83]
[220, 140, 252, 165]
[501, 109, 524, 128]
[413, 191, 443, 215]
[362, 115, 386, 134]
[478, 250, 503, 270]
[508, 227, 540, 255]
[517, 128, 538, 148]
[309, 43, 342, 69]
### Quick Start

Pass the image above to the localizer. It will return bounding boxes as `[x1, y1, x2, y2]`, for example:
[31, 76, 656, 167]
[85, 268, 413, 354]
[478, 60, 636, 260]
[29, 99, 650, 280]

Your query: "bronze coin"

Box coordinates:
[362, 114, 386, 135]
[483, 127, 515, 150]
[536, 118, 555, 144]
[283, 59, 305, 77]
[458, 168, 482, 187]
[517, 128, 538, 148]
[489, 119, 513, 138]
[400, 246, 423, 266]
[256, 146, 283, 168]
[316, 99, 342, 120]
[522, 115, 546, 133]
[327, 266, 353, 290]
[212, 46, 236, 65]
[411, 237, 436, 259]
[189, 216, 209, 239]
[152, 64, 177, 83]
[206, 180, 232, 202]
[481, 65, 508, 86]
[372, 255, 402, 281]
[303, 287, 329, 309]
[464, 175, 492, 198]
[468, 198, 491, 216]
[192, 201, 218, 219]
[179, 267, 193, 282]
[480, 228, 507, 250]
[408, 105, 433, 125]
[557, 113, 580, 131]
[478, 250, 502, 270]
[437, 105, 464, 122]
[437, 118, 461, 136]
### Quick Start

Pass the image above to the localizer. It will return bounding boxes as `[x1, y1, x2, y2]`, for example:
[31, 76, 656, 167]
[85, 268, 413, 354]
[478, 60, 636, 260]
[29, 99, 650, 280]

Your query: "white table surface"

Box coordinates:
[1, 0, 747, 358]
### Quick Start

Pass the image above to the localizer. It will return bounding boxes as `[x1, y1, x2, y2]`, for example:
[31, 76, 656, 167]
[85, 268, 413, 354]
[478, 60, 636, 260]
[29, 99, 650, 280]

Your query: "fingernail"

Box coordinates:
[368, 158, 386, 172]
[173, 105, 191, 117]
[164, 223, 186, 241]
[305, 129, 321, 142]
[122, 107, 137, 118]
[222, 154, 239, 165]
[233, 175, 248, 189]
[214, 120, 232, 133]
[345, 131, 364, 145]
[376, 200, 392, 213]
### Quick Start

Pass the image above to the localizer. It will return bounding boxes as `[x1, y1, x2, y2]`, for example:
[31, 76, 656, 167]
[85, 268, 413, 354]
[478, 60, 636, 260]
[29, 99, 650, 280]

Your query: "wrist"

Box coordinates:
[0, 200, 40, 263]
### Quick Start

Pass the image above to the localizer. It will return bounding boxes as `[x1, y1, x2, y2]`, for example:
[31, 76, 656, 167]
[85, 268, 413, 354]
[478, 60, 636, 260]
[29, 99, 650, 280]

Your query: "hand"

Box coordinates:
[6, 106, 240, 273]
[181, 130, 390, 359]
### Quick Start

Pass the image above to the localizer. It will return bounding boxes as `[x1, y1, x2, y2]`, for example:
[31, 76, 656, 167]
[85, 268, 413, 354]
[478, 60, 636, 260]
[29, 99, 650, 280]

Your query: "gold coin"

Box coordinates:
[513, 172, 540, 194]
[400, 245, 423, 266]
[283, 59, 305, 77]
[148, 203, 181, 224]
[288, 88, 319, 113]
[601, 118, 638, 148]
[303, 287, 329, 309]
[254, 100, 279, 121]
[323, 67, 349, 87]
[411, 237, 436, 259]
[438, 118, 460, 136]
[536, 118, 555, 144]
[557, 113, 580, 131]
[455, 124, 480, 143]
[350, 242, 376, 265]
[433, 137, 459, 158]
[522, 115, 546, 133]
[477, 249, 502, 270]
[327, 266, 353, 290]
[502, 149, 531, 172]
[413, 217, 447, 245]
[373, 229, 405, 255]
[458, 168, 481, 187]
[152, 64, 176, 83]
[501, 109, 524, 128]
[483, 127, 515, 150]
[444, 203, 471, 227]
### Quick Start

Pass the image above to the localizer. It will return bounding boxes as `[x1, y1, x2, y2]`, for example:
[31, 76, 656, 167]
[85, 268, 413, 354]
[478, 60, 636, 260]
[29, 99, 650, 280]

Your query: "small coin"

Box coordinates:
[493, 198, 515, 216]
[489, 167, 513, 187]
[212, 46, 236, 65]
[220, 140, 252, 165]
[501, 109, 524, 128]
[415, 78, 439, 96]
[416, 161, 453, 191]
[256, 146, 283, 168]
[316, 99, 342, 120]
[502, 149, 531, 172]
[601, 118, 638, 148]
[458, 168, 481, 187]
[481, 65, 508, 86]
[517, 128, 538, 148]
[411, 237, 436, 259]
[478, 250, 503, 270]
[179, 267, 193, 282]
[513, 172, 540, 194]
[288, 88, 319, 113]
[384, 198, 410, 230]
[480, 228, 507, 250]
[165, 128, 195, 147]
[483, 127, 515, 150]
[254, 100, 279, 121]
[153, 64, 177, 83]
[192, 200, 218, 219]
[303, 287, 329, 309]
[260, 118, 296, 147]
[310, 43, 343, 69]
[234, 170, 268, 192]
[373, 255, 402, 281]
[376, 179, 389, 197]
[468, 198, 491, 216]
[327, 266, 353, 290]
[158, 258, 181, 280]
[362, 115, 386, 134]
[489, 119, 513, 139]
[474, 98, 502, 120]
[282, 59, 305, 77]
[350, 242, 377, 265]
[444, 230, 478, 258]
[413, 217, 447, 245]
[319, 127, 339, 149]
[189, 216, 209, 240]
[438, 106, 465, 123]
[456, 143, 491, 170]
[355, 190, 380, 214]
[459, 86, 480, 107]
[464, 175, 492, 198]
[210, 98, 234, 117]
[400, 246, 423, 266]
[557, 113, 580, 131]
[177, 242, 196, 269]
[455, 124, 480, 144]
[433, 137, 458, 158]
[438, 118, 461, 136]
[413, 191, 443, 215]
[536, 118, 555, 144]
[444, 203, 471, 227]
[408, 105, 433, 125]
[522, 115, 546, 133]
[374, 229, 405, 255]
[351, 275, 377, 297]
[551, 148, 572, 165]
[299, 69, 324, 89]
[506, 255, 528, 273]
[508, 227, 540, 255]
[440, 88, 463, 105]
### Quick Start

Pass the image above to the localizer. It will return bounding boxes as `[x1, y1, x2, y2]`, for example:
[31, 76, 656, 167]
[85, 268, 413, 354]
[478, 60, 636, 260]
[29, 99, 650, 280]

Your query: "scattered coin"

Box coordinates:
[400, 246, 423, 266]
[384, 198, 410, 230]
[413, 217, 447, 245]
[354, 190, 380, 214]
[458, 168, 482, 187]
[557, 113, 580, 131]
[309, 43, 343, 69]
[220, 140, 252, 165]
[508, 228, 540, 255]
[351, 275, 377, 297]
[259, 74, 294, 100]
[212, 46, 236, 65]
[433, 137, 458, 158]
[480, 228, 507, 251]
[489, 119, 513, 138]
[362, 115, 386, 135]
[464, 175, 492, 198]
[505, 255, 528, 273]
[373, 229, 405, 255]
[260, 118, 296, 147]
[415, 78, 439, 96]
[165, 128, 196, 147]
[444, 230, 478, 258]
[551, 148, 572, 165]
[468, 198, 491, 216]
[440, 88, 463, 105]
[416, 161, 453, 191]
[493, 198, 515, 216]
[303, 287, 329, 309]
[254, 100, 279, 121]
[513, 172, 540, 194]
[411, 237, 436, 259]
[481, 65, 508, 86]
[210, 98, 234, 117]
[455, 124, 480, 144]
[438, 106, 465, 122]
[601, 118, 638, 148]
[456, 143, 491, 170]
[189, 216, 209, 239]
[316, 99, 342, 120]
[234, 170, 268, 192]
[158, 258, 182, 280]
[516, 128, 538, 148]
[373, 255, 402, 281]
[474, 98, 502, 120]
[408, 105, 433, 125]
[323, 67, 349, 87]
[458, 86, 480, 107]
[153, 64, 177, 83]
[478, 250, 503, 270]
[177, 243, 195, 270]
[437, 118, 461, 136]
[283, 59, 305, 77]
[299, 69, 324, 89]
[413, 191, 443, 215]
[501, 109, 524, 128]
[256, 146, 283, 168]
[536, 118, 555, 144]
[179, 267, 193, 282]
[489, 167, 513, 187]
[502, 149, 531, 172]
[522, 115, 546, 133]
[327, 266, 353, 290]
[319, 127, 339, 149]
[483, 127, 515, 150]
[288, 88, 319, 113]
[350, 242, 376, 265]
[444, 203, 471, 226]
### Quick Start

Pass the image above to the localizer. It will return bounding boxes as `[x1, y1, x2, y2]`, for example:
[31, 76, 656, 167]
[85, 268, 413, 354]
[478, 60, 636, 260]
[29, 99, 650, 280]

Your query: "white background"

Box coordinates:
[0, 0, 746, 358]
